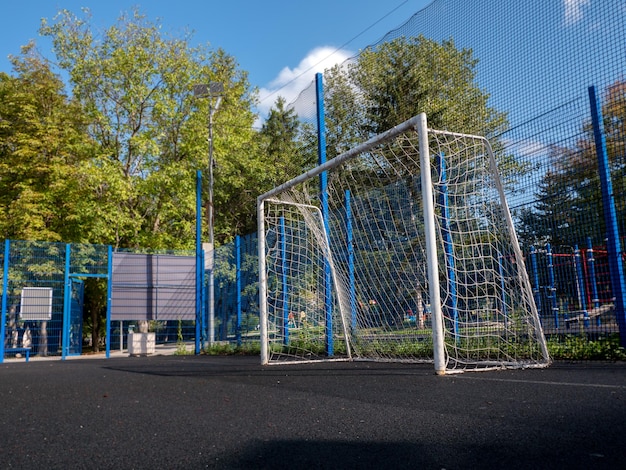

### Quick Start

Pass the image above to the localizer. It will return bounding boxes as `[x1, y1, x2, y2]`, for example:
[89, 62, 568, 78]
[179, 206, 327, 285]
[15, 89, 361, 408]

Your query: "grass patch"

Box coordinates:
[203, 342, 261, 356]
[199, 333, 626, 362]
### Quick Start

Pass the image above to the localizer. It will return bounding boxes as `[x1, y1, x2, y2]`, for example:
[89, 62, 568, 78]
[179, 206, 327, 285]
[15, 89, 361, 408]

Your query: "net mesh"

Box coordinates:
[260, 116, 550, 371]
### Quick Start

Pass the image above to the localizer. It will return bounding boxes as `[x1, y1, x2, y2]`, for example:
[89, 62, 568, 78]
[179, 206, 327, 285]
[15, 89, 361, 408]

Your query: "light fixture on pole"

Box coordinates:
[193, 81, 223, 346]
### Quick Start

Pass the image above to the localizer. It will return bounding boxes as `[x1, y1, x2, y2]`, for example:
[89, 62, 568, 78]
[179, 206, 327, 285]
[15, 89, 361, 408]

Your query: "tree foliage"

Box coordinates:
[259, 96, 316, 187]
[322, 35, 508, 153]
[517, 80, 626, 248]
[39, 7, 259, 248]
[1, 24, 517, 249]
[0, 44, 96, 242]
[305, 35, 522, 196]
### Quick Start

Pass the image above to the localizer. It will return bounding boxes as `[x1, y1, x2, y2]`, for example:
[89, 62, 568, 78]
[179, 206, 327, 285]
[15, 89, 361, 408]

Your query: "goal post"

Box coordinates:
[258, 113, 551, 373]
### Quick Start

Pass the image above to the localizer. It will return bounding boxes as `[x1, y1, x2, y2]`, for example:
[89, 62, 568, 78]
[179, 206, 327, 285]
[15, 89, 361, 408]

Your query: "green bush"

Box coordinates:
[547, 334, 626, 361]
[203, 342, 261, 356]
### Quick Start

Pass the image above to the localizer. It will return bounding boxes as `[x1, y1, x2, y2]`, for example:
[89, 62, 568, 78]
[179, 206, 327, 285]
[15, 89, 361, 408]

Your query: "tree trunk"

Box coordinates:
[39, 321, 48, 356]
[84, 278, 107, 353]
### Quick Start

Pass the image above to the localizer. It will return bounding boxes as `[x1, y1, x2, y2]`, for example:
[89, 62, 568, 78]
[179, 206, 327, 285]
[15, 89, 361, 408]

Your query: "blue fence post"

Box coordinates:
[436, 153, 458, 341]
[588, 85, 626, 346]
[573, 245, 590, 328]
[546, 243, 559, 330]
[195, 170, 202, 354]
[200, 248, 206, 346]
[345, 190, 357, 332]
[316, 72, 333, 356]
[498, 252, 508, 327]
[62, 243, 71, 360]
[105, 245, 113, 359]
[0, 240, 10, 364]
[235, 234, 242, 347]
[530, 246, 542, 319]
[586, 237, 601, 326]
[280, 216, 289, 344]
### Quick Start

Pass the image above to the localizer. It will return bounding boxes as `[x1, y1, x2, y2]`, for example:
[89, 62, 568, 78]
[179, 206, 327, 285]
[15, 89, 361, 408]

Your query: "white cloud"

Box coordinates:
[510, 138, 550, 158]
[563, 0, 591, 26]
[256, 46, 353, 122]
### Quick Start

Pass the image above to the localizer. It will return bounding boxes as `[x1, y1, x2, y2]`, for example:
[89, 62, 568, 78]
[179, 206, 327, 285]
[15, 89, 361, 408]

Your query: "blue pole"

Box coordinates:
[105, 245, 113, 358]
[0, 240, 10, 364]
[235, 234, 242, 347]
[62, 244, 71, 360]
[574, 245, 590, 328]
[588, 85, 626, 345]
[498, 252, 508, 327]
[280, 216, 289, 344]
[586, 237, 601, 326]
[546, 243, 559, 330]
[195, 170, 202, 354]
[316, 72, 333, 356]
[530, 246, 542, 319]
[200, 249, 206, 346]
[436, 153, 458, 340]
[346, 190, 356, 331]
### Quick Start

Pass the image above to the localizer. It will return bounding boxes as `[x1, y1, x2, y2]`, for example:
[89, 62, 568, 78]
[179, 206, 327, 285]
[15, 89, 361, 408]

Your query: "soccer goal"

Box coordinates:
[257, 113, 550, 374]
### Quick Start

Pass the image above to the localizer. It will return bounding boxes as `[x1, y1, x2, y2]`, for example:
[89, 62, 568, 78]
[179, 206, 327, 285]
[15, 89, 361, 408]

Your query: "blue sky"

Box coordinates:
[0, 0, 432, 114]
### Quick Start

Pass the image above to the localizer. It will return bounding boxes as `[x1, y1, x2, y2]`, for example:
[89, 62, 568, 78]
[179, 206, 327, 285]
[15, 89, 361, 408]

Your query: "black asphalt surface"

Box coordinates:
[1, 355, 625, 469]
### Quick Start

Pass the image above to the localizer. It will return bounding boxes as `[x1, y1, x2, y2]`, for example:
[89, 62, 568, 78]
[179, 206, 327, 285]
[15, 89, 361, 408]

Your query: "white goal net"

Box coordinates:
[257, 113, 550, 374]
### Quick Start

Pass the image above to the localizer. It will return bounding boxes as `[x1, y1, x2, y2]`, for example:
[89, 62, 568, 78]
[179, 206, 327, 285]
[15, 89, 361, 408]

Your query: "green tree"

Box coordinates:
[40, 7, 259, 248]
[517, 80, 626, 248]
[259, 96, 316, 187]
[322, 63, 367, 160]
[516, 165, 580, 248]
[313, 36, 515, 187]
[348, 35, 507, 138]
[0, 44, 96, 242]
[206, 50, 263, 242]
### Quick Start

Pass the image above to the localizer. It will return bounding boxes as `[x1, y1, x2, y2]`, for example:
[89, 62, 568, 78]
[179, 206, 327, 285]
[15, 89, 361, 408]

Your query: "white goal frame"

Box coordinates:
[257, 113, 550, 374]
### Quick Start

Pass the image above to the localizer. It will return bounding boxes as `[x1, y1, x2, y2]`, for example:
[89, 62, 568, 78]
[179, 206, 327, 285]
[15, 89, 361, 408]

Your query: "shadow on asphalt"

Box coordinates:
[100, 354, 440, 378]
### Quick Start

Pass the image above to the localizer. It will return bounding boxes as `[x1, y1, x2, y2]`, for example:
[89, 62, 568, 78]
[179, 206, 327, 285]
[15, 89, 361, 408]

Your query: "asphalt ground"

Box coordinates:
[1, 355, 625, 469]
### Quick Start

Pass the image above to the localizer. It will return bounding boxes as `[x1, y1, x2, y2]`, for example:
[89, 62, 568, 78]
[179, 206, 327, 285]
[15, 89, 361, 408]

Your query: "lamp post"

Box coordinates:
[194, 82, 223, 346]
